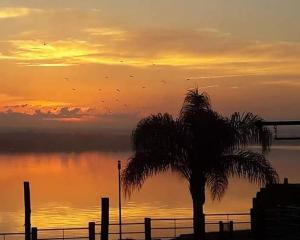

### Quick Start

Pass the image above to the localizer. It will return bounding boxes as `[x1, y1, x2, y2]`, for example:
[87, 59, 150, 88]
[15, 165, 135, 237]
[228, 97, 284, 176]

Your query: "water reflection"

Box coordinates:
[0, 147, 299, 232]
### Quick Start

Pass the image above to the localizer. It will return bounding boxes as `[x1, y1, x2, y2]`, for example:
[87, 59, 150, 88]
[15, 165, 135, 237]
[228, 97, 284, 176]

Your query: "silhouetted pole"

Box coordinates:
[229, 221, 234, 238]
[144, 218, 151, 240]
[89, 222, 95, 240]
[118, 160, 122, 240]
[219, 221, 224, 239]
[31, 227, 37, 240]
[101, 198, 109, 240]
[24, 182, 31, 240]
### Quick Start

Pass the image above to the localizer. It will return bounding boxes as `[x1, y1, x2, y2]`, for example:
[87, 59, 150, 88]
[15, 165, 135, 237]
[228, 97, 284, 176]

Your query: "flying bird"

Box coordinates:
[116, 89, 121, 92]
[129, 75, 134, 78]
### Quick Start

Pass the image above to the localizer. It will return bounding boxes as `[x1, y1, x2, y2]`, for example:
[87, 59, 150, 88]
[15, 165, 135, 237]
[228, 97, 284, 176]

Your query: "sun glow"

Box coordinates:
[0, 8, 38, 19]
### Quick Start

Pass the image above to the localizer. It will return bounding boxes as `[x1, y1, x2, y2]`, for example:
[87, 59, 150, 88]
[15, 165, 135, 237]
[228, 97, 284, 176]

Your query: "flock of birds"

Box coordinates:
[41, 42, 201, 114]
[65, 76, 152, 92]
[63, 74, 161, 114]
[61, 69, 203, 115]
[62, 72, 179, 115]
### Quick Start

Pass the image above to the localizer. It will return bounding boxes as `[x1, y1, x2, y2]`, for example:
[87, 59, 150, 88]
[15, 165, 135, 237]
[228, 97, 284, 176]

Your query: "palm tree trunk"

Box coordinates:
[190, 178, 206, 240]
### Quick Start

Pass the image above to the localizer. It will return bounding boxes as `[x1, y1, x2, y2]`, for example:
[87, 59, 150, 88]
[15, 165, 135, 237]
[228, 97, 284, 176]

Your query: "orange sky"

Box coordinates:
[1, 1, 300, 130]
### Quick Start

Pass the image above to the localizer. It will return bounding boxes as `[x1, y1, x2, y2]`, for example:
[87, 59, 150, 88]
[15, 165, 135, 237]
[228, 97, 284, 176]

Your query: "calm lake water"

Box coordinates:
[0, 146, 299, 234]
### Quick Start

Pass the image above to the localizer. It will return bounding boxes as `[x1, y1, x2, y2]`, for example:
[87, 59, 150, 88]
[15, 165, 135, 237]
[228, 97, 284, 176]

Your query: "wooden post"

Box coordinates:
[219, 221, 224, 240]
[219, 221, 224, 232]
[229, 221, 233, 238]
[144, 218, 151, 240]
[24, 182, 31, 240]
[100, 198, 109, 240]
[31, 227, 37, 240]
[89, 222, 95, 240]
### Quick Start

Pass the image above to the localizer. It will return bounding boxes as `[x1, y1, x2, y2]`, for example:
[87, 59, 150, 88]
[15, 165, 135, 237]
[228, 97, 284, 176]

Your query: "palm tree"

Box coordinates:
[122, 88, 278, 240]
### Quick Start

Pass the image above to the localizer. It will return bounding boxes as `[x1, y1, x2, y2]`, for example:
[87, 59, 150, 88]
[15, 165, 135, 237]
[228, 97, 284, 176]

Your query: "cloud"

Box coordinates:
[0, 7, 41, 19]
[0, 107, 86, 127]
[84, 27, 126, 38]
[259, 80, 300, 87]
[0, 12, 300, 79]
[186, 74, 257, 80]
[3, 104, 28, 108]
[0, 97, 72, 112]
[2, 40, 98, 66]
[198, 84, 219, 89]
[33, 107, 84, 120]
[57, 107, 82, 118]
[0, 107, 140, 130]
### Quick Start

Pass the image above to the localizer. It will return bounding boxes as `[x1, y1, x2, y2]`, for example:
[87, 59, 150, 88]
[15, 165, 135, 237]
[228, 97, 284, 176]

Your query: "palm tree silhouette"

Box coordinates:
[122, 88, 278, 240]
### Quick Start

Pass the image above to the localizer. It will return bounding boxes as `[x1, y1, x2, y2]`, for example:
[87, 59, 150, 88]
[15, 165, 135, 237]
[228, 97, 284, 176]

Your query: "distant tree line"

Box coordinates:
[0, 131, 131, 152]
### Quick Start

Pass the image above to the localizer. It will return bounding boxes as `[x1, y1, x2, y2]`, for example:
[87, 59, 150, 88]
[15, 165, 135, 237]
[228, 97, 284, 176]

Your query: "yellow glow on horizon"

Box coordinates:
[26, 100, 71, 107]
[10, 40, 97, 62]
[3, 40, 285, 70]
[24, 63, 75, 67]
[0, 7, 38, 19]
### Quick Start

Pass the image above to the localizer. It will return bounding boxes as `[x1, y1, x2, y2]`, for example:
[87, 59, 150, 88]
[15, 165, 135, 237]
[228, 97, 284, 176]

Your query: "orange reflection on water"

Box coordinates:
[0, 152, 192, 231]
[0, 147, 299, 232]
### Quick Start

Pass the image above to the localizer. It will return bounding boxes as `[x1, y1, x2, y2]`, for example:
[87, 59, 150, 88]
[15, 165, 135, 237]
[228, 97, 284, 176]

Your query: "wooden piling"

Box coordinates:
[219, 221, 224, 240]
[229, 221, 233, 237]
[24, 182, 31, 240]
[144, 218, 151, 240]
[219, 221, 224, 233]
[31, 227, 37, 240]
[100, 198, 109, 240]
[89, 222, 95, 240]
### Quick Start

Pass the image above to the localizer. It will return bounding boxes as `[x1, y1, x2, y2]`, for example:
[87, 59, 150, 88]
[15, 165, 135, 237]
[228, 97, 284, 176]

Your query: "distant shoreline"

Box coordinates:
[0, 131, 131, 153]
[0, 131, 299, 153]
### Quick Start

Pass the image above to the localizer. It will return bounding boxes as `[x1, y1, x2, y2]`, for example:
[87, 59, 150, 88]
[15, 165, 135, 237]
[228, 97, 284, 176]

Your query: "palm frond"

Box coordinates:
[206, 169, 228, 200]
[132, 113, 181, 152]
[179, 88, 211, 120]
[123, 113, 188, 196]
[122, 152, 170, 196]
[222, 150, 279, 185]
[230, 112, 272, 153]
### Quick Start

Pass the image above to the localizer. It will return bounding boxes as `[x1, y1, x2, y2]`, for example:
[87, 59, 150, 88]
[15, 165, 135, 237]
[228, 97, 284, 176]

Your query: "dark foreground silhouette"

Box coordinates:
[122, 88, 278, 240]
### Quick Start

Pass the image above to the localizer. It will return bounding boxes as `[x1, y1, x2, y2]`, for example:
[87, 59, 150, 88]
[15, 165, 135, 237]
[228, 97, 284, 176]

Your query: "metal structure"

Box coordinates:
[261, 120, 300, 140]
[24, 182, 31, 240]
[118, 160, 122, 240]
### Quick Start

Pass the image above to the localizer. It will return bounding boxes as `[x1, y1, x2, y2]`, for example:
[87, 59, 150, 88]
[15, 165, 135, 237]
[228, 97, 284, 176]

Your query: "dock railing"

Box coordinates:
[0, 212, 250, 240]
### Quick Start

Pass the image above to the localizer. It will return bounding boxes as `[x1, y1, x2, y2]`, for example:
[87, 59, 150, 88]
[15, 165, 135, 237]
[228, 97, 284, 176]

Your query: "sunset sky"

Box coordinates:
[1, 0, 300, 130]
